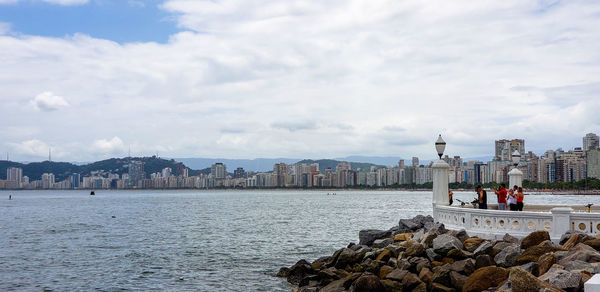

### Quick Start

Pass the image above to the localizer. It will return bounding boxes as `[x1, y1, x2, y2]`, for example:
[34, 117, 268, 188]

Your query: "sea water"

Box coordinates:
[0, 190, 597, 291]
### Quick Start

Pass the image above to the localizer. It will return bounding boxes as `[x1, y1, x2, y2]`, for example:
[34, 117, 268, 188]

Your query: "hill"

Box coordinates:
[0, 156, 201, 181]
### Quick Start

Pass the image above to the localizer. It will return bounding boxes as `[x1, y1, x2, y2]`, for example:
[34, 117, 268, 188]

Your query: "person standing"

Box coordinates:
[494, 184, 507, 210]
[507, 189, 517, 211]
[477, 186, 487, 209]
[449, 190, 454, 206]
[516, 187, 525, 211]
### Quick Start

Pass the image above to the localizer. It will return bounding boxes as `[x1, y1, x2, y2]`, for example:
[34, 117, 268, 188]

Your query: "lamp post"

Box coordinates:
[508, 150, 523, 188]
[432, 135, 450, 208]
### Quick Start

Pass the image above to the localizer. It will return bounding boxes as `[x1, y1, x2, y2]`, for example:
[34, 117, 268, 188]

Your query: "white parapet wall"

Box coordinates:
[434, 204, 600, 242]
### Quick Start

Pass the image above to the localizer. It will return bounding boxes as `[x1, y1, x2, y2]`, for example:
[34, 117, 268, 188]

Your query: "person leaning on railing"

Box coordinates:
[476, 185, 487, 209]
[516, 187, 524, 211]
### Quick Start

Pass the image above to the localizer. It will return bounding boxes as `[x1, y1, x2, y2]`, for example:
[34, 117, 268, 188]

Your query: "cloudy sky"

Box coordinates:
[1, 0, 599, 162]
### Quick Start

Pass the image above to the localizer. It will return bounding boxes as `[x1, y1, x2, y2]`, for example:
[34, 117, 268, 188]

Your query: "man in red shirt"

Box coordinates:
[494, 183, 507, 210]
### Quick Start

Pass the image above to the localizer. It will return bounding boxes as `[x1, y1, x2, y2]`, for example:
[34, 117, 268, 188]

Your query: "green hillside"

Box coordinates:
[296, 159, 384, 173]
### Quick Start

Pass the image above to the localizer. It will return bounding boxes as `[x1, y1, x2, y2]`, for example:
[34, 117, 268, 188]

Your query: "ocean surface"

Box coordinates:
[0, 190, 598, 291]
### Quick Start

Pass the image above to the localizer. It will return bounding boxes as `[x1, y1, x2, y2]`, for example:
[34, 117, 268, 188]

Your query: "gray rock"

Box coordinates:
[494, 245, 521, 268]
[432, 266, 452, 287]
[426, 248, 442, 262]
[433, 234, 463, 256]
[559, 243, 600, 264]
[335, 248, 364, 268]
[538, 267, 582, 291]
[412, 229, 425, 243]
[519, 261, 539, 277]
[451, 229, 469, 243]
[449, 270, 468, 291]
[561, 259, 594, 273]
[399, 215, 434, 233]
[359, 229, 392, 246]
[424, 222, 447, 234]
[373, 238, 393, 248]
[503, 233, 519, 244]
[420, 229, 440, 248]
[350, 274, 386, 292]
[559, 231, 587, 245]
[473, 241, 493, 257]
[446, 259, 475, 275]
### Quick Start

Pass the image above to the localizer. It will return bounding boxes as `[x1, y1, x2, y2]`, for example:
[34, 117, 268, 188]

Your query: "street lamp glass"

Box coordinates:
[512, 150, 521, 166]
[435, 135, 446, 159]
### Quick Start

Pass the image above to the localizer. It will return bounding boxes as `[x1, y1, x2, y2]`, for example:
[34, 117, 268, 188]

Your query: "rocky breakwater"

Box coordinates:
[277, 215, 600, 292]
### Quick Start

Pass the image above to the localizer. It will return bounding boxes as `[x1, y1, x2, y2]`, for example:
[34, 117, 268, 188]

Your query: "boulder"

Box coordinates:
[431, 266, 452, 287]
[409, 257, 430, 274]
[299, 274, 320, 287]
[380, 279, 403, 292]
[473, 241, 493, 257]
[335, 248, 365, 269]
[432, 234, 463, 256]
[418, 267, 433, 284]
[384, 269, 409, 282]
[378, 265, 394, 279]
[393, 232, 412, 242]
[431, 283, 455, 292]
[451, 229, 469, 243]
[463, 266, 509, 292]
[286, 259, 314, 285]
[449, 271, 467, 291]
[376, 249, 393, 262]
[561, 260, 594, 273]
[319, 267, 349, 280]
[503, 233, 520, 244]
[562, 233, 584, 250]
[373, 238, 393, 248]
[400, 272, 423, 291]
[398, 215, 434, 233]
[559, 243, 600, 264]
[350, 274, 386, 292]
[516, 245, 562, 265]
[277, 267, 290, 277]
[521, 230, 551, 249]
[446, 249, 470, 260]
[538, 267, 582, 291]
[446, 259, 475, 275]
[494, 245, 521, 268]
[405, 243, 426, 257]
[583, 239, 600, 251]
[420, 229, 439, 248]
[426, 248, 442, 262]
[475, 254, 495, 269]
[320, 272, 361, 292]
[537, 252, 556, 276]
[463, 238, 485, 252]
[560, 231, 587, 245]
[425, 222, 447, 234]
[519, 262, 539, 277]
[506, 267, 562, 292]
[359, 229, 392, 246]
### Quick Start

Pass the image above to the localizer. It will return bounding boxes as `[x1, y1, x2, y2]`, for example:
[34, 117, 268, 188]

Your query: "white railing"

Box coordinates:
[434, 204, 600, 241]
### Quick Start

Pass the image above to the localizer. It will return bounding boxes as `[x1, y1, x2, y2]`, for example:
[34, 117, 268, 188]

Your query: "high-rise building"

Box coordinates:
[234, 167, 245, 179]
[273, 163, 287, 187]
[211, 163, 227, 179]
[128, 161, 145, 188]
[494, 139, 525, 161]
[6, 167, 23, 183]
[412, 157, 419, 167]
[42, 173, 55, 189]
[583, 133, 599, 152]
[398, 160, 404, 169]
[71, 173, 80, 189]
[587, 149, 600, 179]
[162, 167, 172, 178]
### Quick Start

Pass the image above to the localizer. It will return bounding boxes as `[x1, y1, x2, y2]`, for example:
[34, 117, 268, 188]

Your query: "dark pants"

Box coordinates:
[479, 203, 487, 209]
[516, 202, 523, 211]
[509, 204, 517, 211]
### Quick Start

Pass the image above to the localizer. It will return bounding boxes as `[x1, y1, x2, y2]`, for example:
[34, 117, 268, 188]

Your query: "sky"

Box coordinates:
[1, 0, 599, 162]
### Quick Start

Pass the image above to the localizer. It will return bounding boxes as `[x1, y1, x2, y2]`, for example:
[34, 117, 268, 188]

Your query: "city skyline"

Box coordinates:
[1, 1, 600, 161]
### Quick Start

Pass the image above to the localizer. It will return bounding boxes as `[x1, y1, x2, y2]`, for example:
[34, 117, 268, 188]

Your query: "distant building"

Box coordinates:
[587, 149, 600, 179]
[273, 163, 287, 187]
[128, 161, 145, 188]
[42, 173, 55, 189]
[211, 163, 227, 179]
[495, 139, 525, 161]
[583, 133, 599, 152]
[234, 167, 245, 179]
[6, 167, 23, 184]
[398, 160, 404, 169]
[162, 167, 172, 178]
[71, 173, 80, 189]
[412, 157, 419, 167]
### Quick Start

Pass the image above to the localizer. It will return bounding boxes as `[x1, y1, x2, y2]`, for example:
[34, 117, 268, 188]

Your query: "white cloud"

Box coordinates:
[0, 22, 10, 35]
[29, 92, 70, 111]
[92, 137, 126, 154]
[10, 139, 51, 158]
[2, 1, 600, 162]
[41, 0, 88, 5]
[0, 0, 18, 4]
